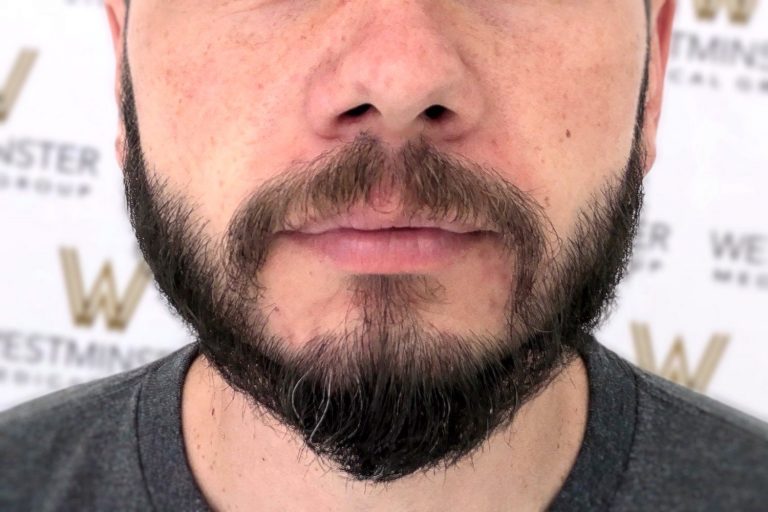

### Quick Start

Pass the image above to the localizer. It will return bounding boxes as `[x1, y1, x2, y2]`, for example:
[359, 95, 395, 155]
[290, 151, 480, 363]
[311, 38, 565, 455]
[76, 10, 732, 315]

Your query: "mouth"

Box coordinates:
[279, 210, 495, 273]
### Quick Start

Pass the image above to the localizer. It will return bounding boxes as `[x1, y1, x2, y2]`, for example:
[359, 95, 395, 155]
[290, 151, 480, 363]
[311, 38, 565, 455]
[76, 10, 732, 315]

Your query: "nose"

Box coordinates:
[304, 3, 486, 146]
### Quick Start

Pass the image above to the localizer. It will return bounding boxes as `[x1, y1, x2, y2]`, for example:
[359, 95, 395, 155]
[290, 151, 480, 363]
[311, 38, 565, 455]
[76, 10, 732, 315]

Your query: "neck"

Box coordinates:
[181, 352, 588, 512]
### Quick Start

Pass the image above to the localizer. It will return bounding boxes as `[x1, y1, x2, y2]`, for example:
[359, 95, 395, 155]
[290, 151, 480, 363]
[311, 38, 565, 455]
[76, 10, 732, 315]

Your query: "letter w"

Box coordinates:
[0, 49, 37, 122]
[631, 322, 730, 392]
[60, 248, 152, 331]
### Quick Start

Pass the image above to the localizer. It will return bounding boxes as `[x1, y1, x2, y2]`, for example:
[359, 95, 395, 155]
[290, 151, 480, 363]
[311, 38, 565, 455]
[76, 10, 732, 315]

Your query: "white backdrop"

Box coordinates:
[1, 1, 766, 421]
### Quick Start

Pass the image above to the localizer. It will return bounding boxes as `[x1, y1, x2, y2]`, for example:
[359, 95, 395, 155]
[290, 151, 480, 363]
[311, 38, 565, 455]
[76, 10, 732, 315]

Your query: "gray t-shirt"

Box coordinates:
[1, 336, 767, 511]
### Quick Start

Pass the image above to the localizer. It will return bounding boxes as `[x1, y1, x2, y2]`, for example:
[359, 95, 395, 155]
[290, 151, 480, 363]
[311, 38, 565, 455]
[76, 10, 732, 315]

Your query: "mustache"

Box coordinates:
[225, 134, 550, 278]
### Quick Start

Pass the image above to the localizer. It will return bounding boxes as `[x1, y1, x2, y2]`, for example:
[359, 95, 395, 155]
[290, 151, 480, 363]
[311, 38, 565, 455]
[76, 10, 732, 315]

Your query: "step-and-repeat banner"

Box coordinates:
[1, 1, 766, 420]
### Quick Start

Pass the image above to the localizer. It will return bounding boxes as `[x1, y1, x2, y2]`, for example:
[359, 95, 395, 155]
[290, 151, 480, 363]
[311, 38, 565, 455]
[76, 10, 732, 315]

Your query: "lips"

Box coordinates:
[281, 224, 490, 275]
[276, 207, 495, 273]
[288, 208, 487, 235]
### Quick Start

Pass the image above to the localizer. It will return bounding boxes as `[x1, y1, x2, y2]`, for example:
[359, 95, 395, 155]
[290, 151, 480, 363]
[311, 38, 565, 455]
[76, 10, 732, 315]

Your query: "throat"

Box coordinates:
[180, 352, 589, 512]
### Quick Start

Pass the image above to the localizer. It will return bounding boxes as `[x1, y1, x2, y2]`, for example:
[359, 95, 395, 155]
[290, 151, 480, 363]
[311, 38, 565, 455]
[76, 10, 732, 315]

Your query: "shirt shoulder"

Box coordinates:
[0, 359, 163, 512]
[612, 364, 768, 511]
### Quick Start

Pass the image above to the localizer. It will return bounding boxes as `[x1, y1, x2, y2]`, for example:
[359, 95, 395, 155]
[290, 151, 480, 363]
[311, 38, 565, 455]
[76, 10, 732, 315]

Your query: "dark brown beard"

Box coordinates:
[119, 56, 646, 482]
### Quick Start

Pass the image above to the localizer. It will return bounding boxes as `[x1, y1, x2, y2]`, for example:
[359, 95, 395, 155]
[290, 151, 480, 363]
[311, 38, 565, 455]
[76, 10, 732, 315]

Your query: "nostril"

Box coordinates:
[424, 105, 449, 121]
[342, 103, 373, 118]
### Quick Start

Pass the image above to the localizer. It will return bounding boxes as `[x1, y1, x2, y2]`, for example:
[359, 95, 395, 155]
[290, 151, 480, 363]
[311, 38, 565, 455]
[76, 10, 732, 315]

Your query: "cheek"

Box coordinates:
[487, 21, 644, 235]
[128, 15, 315, 238]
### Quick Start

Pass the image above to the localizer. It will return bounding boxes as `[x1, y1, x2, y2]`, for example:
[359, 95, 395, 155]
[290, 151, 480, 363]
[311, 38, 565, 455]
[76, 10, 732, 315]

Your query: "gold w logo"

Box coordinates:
[693, 0, 759, 23]
[0, 49, 37, 123]
[60, 248, 152, 331]
[631, 323, 730, 392]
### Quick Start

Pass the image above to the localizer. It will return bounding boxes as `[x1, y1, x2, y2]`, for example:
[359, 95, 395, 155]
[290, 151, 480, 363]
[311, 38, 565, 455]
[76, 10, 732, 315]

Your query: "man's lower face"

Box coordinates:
[121, 62, 645, 483]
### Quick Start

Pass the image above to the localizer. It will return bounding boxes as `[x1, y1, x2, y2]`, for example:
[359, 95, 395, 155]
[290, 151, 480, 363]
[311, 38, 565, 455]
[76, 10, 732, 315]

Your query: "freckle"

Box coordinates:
[566, 129, 571, 138]
[211, 407, 216, 416]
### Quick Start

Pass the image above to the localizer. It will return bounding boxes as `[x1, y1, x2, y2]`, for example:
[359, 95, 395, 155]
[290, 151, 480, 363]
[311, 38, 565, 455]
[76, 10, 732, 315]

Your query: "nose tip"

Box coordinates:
[303, 6, 485, 146]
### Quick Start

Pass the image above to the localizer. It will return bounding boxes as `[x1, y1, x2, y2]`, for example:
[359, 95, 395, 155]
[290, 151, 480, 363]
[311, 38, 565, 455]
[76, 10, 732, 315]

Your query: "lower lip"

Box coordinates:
[283, 228, 488, 273]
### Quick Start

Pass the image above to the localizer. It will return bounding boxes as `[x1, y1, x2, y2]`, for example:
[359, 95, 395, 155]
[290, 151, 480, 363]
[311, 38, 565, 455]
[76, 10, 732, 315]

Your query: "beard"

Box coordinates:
[119, 59, 647, 483]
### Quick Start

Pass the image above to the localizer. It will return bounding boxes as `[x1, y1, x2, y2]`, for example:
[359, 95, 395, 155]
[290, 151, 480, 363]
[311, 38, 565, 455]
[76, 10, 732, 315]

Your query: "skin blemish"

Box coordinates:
[566, 129, 571, 138]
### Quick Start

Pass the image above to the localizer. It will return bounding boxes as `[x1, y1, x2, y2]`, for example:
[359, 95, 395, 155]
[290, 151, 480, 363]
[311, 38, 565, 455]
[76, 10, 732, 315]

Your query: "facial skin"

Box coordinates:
[106, 0, 674, 509]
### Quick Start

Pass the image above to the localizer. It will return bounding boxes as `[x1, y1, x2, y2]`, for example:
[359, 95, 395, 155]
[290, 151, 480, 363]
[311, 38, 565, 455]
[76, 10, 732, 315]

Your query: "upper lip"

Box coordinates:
[285, 207, 490, 235]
